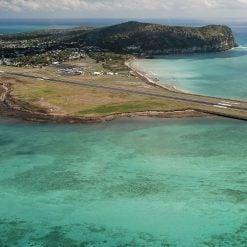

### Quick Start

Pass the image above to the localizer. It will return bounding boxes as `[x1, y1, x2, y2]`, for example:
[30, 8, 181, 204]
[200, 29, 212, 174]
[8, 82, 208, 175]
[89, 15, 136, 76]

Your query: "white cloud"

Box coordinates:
[0, 0, 230, 11]
[0, 0, 247, 18]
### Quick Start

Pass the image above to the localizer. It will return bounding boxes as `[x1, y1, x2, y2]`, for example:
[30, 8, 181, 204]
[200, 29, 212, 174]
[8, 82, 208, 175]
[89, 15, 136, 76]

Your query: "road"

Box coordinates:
[3, 71, 247, 113]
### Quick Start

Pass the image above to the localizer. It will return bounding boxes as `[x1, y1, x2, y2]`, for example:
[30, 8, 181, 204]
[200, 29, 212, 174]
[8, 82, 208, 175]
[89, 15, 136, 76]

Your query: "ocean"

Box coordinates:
[0, 19, 246, 246]
[1, 18, 245, 100]
[0, 19, 104, 33]
[0, 18, 135, 34]
[0, 118, 246, 246]
[0, 18, 243, 33]
[133, 26, 247, 100]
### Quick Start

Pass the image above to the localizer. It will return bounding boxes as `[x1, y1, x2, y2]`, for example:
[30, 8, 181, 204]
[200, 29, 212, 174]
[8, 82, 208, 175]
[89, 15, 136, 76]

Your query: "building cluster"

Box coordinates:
[92, 71, 119, 76]
[58, 66, 85, 76]
[0, 49, 86, 67]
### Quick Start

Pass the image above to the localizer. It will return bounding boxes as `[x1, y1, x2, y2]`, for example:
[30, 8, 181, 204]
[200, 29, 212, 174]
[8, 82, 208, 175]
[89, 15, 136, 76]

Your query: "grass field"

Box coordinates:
[2, 75, 190, 116]
[1, 56, 247, 121]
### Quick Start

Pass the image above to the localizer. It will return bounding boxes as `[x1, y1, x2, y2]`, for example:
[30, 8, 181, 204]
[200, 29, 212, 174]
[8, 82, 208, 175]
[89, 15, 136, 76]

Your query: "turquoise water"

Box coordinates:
[133, 28, 247, 100]
[0, 117, 246, 246]
[0, 18, 129, 34]
[0, 19, 215, 34]
[0, 24, 76, 34]
[0, 19, 247, 246]
[2, 19, 247, 100]
[0, 18, 86, 34]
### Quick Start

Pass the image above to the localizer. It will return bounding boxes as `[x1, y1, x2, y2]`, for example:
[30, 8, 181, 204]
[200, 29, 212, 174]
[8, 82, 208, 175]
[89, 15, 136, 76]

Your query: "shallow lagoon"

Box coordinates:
[0, 117, 246, 246]
[134, 47, 247, 100]
[133, 28, 247, 100]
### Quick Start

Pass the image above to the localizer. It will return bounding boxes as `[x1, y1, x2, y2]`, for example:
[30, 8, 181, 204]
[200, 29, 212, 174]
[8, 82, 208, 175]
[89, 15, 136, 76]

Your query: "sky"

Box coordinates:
[1, 0, 247, 20]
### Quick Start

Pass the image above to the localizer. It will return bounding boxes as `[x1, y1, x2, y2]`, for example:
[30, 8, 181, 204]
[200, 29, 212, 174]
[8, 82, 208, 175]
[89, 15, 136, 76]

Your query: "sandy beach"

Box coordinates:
[125, 58, 187, 93]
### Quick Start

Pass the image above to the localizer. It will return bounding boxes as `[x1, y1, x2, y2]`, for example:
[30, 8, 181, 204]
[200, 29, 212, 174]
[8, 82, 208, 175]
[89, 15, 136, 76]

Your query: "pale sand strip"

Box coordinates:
[125, 58, 187, 93]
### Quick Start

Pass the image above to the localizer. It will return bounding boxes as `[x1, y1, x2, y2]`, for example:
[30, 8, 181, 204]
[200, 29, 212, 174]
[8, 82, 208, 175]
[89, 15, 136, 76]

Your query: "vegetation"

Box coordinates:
[5, 76, 188, 116]
[0, 21, 244, 122]
[12, 51, 78, 67]
[78, 100, 185, 115]
[88, 52, 132, 72]
[0, 21, 237, 59]
[3, 71, 247, 121]
[0, 26, 94, 42]
[78, 22, 237, 53]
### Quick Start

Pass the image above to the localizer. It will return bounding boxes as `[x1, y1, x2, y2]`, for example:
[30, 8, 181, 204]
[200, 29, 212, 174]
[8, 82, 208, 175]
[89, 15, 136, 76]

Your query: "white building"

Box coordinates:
[107, 72, 114, 76]
[92, 72, 101, 76]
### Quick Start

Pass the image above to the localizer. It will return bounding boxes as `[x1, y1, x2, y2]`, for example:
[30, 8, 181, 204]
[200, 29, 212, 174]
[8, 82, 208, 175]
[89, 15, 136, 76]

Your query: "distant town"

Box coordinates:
[1, 21, 237, 69]
[1, 21, 246, 124]
[1, 39, 102, 67]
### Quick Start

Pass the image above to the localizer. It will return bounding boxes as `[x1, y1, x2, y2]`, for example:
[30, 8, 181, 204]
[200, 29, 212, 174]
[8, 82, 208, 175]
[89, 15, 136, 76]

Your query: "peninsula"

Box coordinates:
[1, 21, 246, 123]
[1, 21, 237, 62]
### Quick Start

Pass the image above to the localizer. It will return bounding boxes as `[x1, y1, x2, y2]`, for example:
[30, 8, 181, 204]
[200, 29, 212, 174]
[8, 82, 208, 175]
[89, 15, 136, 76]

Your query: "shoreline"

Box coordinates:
[127, 57, 247, 102]
[125, 58, 187, 94]
[1, 77, 247, 124]
[0, 81, 210, 123]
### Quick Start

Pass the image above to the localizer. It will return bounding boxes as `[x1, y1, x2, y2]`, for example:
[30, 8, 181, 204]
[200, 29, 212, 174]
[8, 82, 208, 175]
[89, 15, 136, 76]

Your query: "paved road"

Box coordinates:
[4, 71, 247, 113]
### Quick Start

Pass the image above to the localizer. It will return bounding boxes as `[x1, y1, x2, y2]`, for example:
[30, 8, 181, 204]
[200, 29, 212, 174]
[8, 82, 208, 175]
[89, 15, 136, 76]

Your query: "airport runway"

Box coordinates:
[4, 71, 247, 113]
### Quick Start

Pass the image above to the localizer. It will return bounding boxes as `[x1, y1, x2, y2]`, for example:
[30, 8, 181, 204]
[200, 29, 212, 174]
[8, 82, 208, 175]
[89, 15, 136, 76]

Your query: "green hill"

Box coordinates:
[77, 21, 237, 54]
[0, 21, 238, 55]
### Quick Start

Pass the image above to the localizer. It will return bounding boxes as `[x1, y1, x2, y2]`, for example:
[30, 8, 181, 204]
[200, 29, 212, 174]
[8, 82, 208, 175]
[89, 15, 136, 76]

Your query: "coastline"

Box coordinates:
[0, 81, 209, 123]
[127, 56, 247, 101]
[125, 58, 188, 94]
[1, 75, 247, 123]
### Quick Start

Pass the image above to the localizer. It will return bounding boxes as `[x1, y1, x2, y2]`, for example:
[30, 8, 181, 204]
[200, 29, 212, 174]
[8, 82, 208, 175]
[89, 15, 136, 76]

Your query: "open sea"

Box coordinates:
[0, 19, 246, 246]
[0, 19, 127, 34]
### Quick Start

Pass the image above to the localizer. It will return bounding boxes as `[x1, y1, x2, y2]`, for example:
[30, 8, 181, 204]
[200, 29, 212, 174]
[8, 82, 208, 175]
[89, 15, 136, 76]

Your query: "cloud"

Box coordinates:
[1, 0, 247, 18]
[0, 0, 237, 11]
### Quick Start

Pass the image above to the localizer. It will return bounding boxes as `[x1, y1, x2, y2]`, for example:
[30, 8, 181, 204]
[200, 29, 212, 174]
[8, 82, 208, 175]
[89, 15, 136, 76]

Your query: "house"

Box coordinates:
[52, 61, 60, 65]
[92, 72, 101, 76]
[107, 72, 114, 76]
